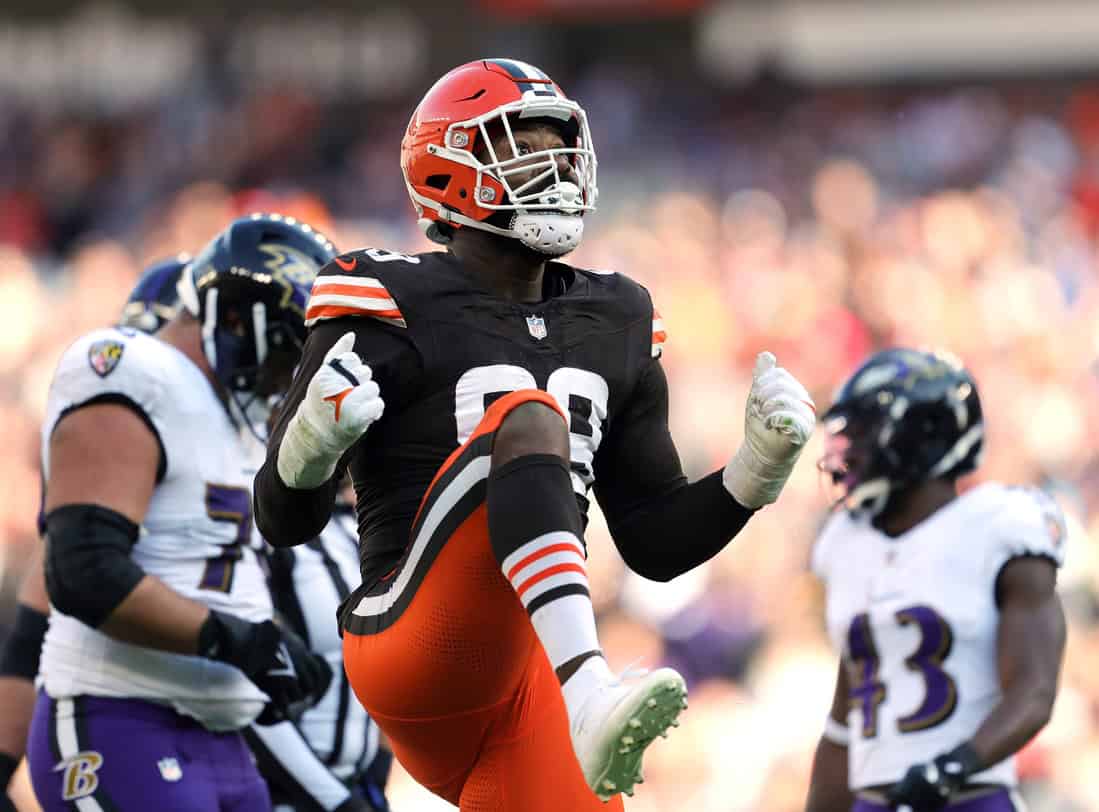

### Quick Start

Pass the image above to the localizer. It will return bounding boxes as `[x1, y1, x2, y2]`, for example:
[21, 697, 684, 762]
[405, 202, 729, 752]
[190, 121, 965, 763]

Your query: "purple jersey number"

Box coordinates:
[198, 483, 253, 592]
[846, 604, 958, 737]
[895, 605, 958, 732]
[846, 612, 886, 738]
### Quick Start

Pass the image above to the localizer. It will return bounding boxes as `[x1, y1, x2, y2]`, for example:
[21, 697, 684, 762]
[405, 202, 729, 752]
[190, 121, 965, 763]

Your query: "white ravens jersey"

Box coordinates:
[38, 326, 273, 731]
[812, 482, 1066, 790]
[272, 509, 378, 781]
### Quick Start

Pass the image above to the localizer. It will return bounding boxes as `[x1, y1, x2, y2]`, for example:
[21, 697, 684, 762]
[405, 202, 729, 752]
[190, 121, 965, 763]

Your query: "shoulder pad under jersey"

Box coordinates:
[969, 482, 1068, 575]
[47, 327, 169, 421]
[304, 248, 425, 329]
[569, 264, 665, 358]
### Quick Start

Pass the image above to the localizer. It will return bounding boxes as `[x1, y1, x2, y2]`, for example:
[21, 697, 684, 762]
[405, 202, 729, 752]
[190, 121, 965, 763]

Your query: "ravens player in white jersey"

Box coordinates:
[1, 251, 387, 812]
[26, 215, 335, 812]
[0, 254, 191, 812]
[117, 254, 392, 812]
[805, 349, 1066, 812]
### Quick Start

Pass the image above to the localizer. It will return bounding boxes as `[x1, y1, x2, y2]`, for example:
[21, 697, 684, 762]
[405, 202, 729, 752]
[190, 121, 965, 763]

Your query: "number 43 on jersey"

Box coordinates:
[847, 605, 958, 738]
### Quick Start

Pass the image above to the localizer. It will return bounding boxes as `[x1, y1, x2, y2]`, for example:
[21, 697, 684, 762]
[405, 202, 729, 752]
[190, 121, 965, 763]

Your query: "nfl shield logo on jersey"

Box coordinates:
[525, 315, 547, 341]
[157, 757, 183, 782]
[87, 340, 124, 377]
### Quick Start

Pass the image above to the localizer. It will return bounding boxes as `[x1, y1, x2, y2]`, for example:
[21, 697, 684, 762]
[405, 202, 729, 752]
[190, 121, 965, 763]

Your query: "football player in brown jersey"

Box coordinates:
[255, 58, 816, 810]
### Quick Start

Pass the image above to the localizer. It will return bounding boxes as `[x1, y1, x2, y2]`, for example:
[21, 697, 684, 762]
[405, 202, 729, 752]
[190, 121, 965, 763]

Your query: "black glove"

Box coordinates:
[198, 610, 333, 724]
[887, 743, 982, 811]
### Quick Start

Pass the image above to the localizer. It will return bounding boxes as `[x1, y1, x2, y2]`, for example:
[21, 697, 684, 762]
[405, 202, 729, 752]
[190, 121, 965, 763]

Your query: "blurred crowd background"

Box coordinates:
[4, 1, 1099, 810]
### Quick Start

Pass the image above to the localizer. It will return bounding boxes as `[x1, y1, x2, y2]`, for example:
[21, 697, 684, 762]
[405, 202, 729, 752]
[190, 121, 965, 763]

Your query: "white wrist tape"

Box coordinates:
[722, 443, 798, 509]
[276, 410, 344, 490]
[822, 716, 850, 747]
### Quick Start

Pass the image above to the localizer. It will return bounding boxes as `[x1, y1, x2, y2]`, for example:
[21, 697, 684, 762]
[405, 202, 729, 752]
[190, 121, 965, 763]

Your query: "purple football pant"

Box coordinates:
[853, 788, 1021, 812]
[28, 692, 271, 811]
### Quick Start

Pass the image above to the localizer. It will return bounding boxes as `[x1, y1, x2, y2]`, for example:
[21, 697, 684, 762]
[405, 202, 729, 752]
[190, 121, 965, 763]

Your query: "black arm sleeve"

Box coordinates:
[254, 318, 422, 548]
[44, 504, 144, 627]
[593, 360, 754, 582]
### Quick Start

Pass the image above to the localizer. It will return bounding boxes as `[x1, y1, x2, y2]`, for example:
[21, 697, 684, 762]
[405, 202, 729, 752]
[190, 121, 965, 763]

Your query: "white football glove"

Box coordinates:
[723, 352, 816, 509]
[276, 332, 384, 489]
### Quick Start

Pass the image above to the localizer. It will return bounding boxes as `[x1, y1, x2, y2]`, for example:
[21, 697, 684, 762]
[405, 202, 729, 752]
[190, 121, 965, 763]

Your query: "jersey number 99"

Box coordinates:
[455, 365, 609, 495]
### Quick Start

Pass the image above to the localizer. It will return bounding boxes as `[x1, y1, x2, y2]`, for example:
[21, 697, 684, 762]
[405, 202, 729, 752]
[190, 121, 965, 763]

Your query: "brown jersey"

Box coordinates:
[261, 247, 688, 588]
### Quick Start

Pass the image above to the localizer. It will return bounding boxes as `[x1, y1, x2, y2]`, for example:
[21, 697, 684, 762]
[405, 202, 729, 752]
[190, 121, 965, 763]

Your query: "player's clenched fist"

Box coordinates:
[306, 331, 385, 445]
[723, 351, 816, 509]
[277, 331, 385, 489]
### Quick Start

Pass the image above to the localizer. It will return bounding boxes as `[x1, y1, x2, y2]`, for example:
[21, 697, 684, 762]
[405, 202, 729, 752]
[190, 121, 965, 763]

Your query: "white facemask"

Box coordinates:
[228, 391, 278, 444]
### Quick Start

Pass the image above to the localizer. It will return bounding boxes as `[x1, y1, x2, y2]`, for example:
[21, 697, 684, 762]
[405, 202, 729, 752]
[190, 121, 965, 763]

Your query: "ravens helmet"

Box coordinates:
[819, 348, 984, 516]
[177, 213, 336, 436]
[119, 254, 190, 333]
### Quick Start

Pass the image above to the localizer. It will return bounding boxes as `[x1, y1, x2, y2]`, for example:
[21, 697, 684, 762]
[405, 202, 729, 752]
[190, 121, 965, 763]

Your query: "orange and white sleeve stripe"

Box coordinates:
[651, 308, 666, 358]
[304, 275, 406, 328]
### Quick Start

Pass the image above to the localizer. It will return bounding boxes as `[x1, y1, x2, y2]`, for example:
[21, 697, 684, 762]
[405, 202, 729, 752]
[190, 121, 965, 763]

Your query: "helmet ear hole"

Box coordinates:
[425, 174, 450, 191]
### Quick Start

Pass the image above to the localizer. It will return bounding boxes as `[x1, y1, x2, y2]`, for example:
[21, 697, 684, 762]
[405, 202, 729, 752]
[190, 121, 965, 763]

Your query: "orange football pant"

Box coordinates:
[343, 390, 623, 811]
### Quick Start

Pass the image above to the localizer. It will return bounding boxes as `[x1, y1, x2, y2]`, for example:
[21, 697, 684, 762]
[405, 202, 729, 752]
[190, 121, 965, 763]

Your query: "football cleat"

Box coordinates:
[569, 666, 687, 802]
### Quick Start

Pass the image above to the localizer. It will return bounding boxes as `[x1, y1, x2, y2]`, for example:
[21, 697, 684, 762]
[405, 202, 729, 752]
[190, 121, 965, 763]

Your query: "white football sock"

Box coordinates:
[501, 531, 609, 719]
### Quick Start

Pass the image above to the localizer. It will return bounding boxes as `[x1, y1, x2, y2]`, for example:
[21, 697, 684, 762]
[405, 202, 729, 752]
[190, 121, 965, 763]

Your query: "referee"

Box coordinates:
[247, 491, 391, 812]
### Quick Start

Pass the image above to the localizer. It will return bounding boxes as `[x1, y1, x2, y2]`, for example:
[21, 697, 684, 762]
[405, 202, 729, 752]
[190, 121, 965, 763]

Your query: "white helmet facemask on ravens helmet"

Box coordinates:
[416, 97, 598, 256]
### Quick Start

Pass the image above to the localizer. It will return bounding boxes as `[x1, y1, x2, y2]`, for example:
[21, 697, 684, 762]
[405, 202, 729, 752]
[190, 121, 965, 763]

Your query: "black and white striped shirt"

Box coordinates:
[248, 507, 380, 811]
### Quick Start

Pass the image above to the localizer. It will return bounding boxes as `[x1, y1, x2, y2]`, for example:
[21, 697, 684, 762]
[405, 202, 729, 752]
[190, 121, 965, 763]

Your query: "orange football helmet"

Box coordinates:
[401, 58, 598, 256]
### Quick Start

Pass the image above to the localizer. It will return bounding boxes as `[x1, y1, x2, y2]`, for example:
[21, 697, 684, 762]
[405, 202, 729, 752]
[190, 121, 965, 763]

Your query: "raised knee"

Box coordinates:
[492, 399, 569, 467]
